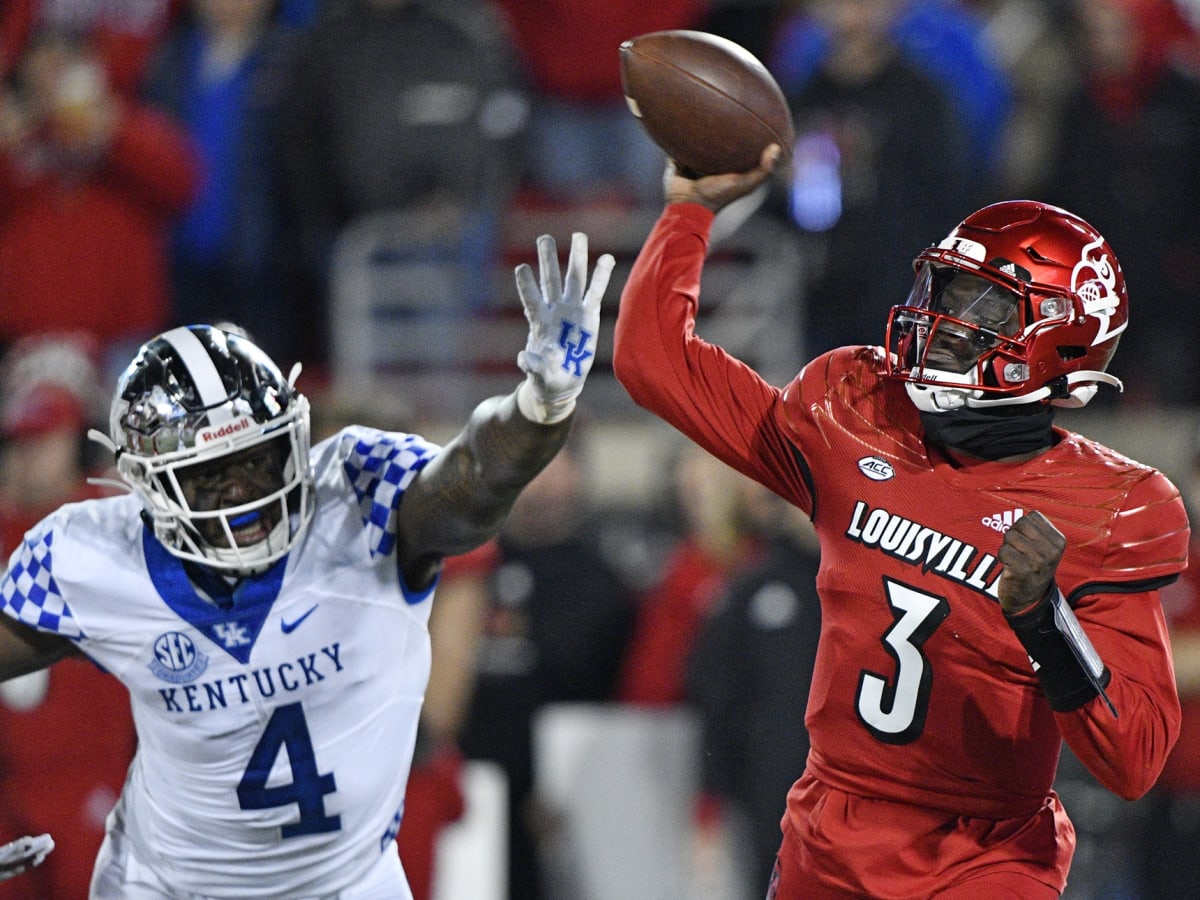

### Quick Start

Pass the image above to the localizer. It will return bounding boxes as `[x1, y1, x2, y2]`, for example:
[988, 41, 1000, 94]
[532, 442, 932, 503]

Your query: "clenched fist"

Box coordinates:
[996, 511, 1066, 616]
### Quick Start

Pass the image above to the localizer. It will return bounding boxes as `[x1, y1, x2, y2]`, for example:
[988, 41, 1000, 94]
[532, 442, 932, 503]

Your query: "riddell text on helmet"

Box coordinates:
[195, 416, 253, 446]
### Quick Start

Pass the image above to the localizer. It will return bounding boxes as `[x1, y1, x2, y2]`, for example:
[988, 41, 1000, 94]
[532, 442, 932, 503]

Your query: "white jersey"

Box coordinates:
[0, 426, 441, 899]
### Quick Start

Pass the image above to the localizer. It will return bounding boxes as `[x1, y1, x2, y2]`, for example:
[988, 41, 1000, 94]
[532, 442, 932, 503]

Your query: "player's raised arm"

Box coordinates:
[396, 233, 615, 588]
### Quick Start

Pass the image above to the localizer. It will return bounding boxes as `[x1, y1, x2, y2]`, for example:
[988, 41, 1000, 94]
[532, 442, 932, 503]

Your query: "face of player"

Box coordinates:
[920, 267, 1020, 374]
[175, 441, 287, 549]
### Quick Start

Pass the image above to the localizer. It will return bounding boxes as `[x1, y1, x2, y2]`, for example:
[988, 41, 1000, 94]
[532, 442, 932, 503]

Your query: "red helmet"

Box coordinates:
[884, 200, 1127, 411]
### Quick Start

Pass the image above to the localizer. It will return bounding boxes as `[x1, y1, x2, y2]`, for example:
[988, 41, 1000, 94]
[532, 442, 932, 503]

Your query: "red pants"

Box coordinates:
[767, 772, 1069, 899]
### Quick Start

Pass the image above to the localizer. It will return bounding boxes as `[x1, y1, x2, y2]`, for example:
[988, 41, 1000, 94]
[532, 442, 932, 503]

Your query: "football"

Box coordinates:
[619, 30, 794, 177]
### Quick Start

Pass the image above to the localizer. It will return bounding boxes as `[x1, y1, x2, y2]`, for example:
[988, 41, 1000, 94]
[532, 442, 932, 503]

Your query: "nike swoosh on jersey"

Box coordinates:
[281, 605, 318, 634]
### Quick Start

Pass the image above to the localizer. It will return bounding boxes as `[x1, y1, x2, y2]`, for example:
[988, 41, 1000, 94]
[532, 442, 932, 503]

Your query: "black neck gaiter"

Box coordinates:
[919, 404, 1056, 461]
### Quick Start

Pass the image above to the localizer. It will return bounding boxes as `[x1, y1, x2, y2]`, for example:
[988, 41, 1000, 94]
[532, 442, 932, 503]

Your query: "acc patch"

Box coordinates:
[857, 456, 894, 481]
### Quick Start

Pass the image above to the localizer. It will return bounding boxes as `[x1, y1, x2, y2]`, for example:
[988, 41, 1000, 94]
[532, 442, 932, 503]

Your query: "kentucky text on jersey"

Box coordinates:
[157, 642, 345, 713]
[844, 500, 1002, 599]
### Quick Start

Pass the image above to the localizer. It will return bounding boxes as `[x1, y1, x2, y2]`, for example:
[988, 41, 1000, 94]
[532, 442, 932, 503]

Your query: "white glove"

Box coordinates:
[0, 833, 53, 881]
[514, 232, 615, 424]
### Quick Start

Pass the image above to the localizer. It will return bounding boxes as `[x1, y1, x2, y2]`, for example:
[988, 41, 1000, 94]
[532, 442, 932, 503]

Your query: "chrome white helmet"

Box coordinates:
[103, 325, 313, 574]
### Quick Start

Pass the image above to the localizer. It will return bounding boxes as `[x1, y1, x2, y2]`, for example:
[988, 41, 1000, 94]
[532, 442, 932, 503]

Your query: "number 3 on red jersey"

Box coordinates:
[856, 578, 951, 744]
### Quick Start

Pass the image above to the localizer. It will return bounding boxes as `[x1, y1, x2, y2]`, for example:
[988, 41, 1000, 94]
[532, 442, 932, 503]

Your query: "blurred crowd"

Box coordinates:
[2, 0, 1200, 402]
[2, 1, 1200, 898]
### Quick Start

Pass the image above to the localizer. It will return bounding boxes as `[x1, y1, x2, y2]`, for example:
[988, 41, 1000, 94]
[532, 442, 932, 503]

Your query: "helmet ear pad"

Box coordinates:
[885, 201, 1128, 410]
[109, 325, 315, 573]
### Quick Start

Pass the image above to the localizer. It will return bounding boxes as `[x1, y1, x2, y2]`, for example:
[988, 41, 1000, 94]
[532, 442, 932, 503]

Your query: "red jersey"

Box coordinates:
[1157, 539, 1200, 794]
[613, 203, 1188, 893]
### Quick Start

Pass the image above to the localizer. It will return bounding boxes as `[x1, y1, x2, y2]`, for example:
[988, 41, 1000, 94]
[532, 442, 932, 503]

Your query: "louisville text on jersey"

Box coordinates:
[845, 500, 1003, 600]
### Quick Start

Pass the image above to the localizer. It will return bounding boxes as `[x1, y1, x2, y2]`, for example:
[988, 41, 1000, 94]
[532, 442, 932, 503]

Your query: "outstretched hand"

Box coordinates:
[514, 232, 616, 424]
[996, 511, 1066, 615]
[664, 144, 781, 213]
[0, 833, 54, 882]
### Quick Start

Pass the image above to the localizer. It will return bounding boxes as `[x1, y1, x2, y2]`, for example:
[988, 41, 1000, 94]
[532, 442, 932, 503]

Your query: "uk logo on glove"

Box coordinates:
[557, 320, 594, 377]
[515, 232, 615, 424]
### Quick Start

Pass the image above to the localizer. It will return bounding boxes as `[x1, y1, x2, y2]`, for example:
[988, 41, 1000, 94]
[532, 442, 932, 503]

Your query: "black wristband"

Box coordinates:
[1005, 583, 1115, 715]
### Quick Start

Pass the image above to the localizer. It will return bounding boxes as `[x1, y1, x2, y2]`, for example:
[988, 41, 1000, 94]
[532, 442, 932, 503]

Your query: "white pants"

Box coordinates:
[90, 823, 411, 900]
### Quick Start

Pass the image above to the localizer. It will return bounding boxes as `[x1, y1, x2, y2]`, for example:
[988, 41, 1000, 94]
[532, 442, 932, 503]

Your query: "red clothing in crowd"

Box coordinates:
[0, 658, 135, 900]
[396, 744, 467, 900]
[396, 542, 498, 900]
[0, 0, 181, 96]
[0, 482, 137, 900]
[618, 536, 756, 705]
[0, 104, 199, 348]
[493, 0, 708, 103]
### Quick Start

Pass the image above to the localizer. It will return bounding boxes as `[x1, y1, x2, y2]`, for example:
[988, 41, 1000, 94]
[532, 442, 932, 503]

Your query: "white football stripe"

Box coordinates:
[161, 327, 233, 424]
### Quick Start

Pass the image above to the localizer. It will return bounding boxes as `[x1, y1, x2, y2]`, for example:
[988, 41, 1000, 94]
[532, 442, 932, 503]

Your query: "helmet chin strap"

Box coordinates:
[906, 370, 1123, 412]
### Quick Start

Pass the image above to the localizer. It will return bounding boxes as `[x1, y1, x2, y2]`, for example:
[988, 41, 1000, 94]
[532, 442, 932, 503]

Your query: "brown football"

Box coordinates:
[619, 30, 794, 177]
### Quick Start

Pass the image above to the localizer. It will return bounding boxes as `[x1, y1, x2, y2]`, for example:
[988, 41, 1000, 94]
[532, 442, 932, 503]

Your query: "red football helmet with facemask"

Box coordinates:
[885, 200, 1128, 412]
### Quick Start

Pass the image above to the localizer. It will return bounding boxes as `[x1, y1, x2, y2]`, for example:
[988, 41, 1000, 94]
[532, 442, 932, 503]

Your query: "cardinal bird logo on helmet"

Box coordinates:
[1072, 236, 1124, 347]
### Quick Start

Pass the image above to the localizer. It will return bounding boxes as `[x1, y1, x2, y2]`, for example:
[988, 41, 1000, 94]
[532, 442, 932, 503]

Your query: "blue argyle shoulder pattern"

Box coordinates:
[0, 524, 83, 639]
[340, 429, 440, 558]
